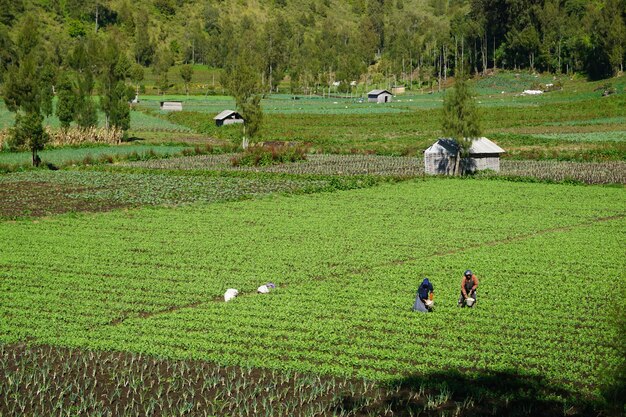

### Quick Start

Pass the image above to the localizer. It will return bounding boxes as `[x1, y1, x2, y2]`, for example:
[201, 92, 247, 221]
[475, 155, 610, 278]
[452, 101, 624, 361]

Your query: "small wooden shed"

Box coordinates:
[424, 137, 505, 175]
[214, 110, 244, 127]
[160, 101, 183, 111]
[367, 89, 393, 103]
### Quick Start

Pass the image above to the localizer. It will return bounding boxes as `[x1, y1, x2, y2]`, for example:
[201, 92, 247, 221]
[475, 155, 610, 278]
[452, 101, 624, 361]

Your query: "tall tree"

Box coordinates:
[0, 23, 15, 82]
[222, 39, 263, 149]
[55, 71, 76, 130]
[442, 75, 481, 176]
[262, 13, 292, 94]
[97, 33, 133, 131]
[134, 9, 154, 66]
[179, 64, 193, 95]
[153, 44, 174, 94]
[68, 37, 98, 128]
[2, 15, 53, 166]
[602, 0, 626, 76]
[366, 0, 385, 50]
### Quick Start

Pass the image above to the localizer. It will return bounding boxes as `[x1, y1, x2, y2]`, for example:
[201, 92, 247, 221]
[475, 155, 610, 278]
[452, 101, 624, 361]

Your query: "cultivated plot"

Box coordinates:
[1, 179, 624, 400]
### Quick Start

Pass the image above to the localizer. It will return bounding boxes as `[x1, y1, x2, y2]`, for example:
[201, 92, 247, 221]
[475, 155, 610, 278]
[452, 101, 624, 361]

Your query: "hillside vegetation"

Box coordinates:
[0, 0, 624, 94]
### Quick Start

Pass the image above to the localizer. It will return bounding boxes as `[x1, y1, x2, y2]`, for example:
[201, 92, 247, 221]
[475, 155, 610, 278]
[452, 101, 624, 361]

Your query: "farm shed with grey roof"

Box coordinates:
[160, 101, 183, 111]
[424, 137, 505, 175]
[214, 110, 244, 127]
[367, 89, 393, 103]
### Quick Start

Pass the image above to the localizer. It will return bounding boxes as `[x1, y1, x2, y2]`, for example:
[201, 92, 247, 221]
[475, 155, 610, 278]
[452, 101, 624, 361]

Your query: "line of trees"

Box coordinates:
[1, 1, 624, 98]
[1, 13, 134, 164]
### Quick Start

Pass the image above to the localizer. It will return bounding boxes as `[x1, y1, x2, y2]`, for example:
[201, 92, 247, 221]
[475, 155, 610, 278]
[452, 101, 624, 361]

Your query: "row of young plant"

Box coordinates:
[3, 342, 588, 417]
[0, 344, 386, 417]
[1, 181, 623, 399]
[1, 179, 622, 289]
[125, 153, 626, 184]
[2, 217, 621, 410]
[3, 179, 621, 298]
[0, 169, 388, 219]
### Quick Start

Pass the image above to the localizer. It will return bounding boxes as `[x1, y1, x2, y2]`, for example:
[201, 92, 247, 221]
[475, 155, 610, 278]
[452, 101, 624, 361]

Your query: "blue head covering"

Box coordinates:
[418, 278, 433, 300]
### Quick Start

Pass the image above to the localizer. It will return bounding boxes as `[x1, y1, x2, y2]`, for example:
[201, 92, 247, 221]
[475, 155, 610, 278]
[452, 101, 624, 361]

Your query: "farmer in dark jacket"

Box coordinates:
[413, 278, 434, 312]
[458, 269, 479, 307]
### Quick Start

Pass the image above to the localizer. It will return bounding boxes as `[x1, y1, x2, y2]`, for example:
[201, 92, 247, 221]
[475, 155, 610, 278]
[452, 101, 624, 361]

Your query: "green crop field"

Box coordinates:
[1, 71, 625, 416]
[0, 144, 192, 167]
[134, 73, 625, 160]
[1, 73, 625, 161]
[1, 179, 624, 415]
[123, 154, 626, 184]
[0, 169, 335, 218]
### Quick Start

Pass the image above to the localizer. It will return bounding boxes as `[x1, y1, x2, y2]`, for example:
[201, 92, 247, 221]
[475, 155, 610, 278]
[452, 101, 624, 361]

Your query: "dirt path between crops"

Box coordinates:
[105, 213, 624, 327]
[394, 214, 626, 264]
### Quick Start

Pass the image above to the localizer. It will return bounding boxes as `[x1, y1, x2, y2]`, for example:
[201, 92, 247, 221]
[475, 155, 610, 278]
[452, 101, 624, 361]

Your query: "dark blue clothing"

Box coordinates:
[418, 278, 434, 301]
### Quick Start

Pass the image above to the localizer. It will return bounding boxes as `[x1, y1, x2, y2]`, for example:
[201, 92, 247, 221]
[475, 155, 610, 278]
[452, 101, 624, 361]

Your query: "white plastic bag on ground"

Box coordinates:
[224, 288, 239, 302]
[257, 282, 276, 294]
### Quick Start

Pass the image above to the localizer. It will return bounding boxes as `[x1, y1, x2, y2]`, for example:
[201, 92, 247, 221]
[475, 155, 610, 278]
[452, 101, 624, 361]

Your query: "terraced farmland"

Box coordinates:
[1, 179, 624, 416]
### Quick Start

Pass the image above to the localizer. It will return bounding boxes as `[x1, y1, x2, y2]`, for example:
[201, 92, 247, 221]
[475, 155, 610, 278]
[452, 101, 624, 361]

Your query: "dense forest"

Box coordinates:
[0, 0, 625, 93]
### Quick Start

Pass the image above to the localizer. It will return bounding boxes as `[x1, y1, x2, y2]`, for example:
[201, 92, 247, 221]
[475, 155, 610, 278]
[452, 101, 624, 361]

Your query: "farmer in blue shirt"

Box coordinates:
[413, 278, 434, 312]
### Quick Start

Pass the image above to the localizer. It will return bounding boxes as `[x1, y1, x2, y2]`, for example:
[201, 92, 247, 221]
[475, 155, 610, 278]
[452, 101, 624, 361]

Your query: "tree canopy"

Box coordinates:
[0, 0, 624, 100]
[442, 75, 481, 175]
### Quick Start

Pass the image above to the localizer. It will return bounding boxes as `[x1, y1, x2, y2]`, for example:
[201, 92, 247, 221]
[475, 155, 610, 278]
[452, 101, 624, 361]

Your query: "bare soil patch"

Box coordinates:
[0, 181, 129, 218]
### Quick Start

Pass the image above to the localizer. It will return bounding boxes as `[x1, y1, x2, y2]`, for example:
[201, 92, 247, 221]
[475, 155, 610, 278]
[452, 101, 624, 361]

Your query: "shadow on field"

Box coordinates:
[333, 369, 621, 417]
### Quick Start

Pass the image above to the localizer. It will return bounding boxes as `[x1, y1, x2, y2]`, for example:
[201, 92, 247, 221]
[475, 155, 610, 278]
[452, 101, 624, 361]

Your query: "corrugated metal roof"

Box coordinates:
[424, 139, 458, 154]
[424, 138, 505, 155]
[469, 137, 505, 154]
[214, 110, 240, 120]
[367, 89, 391, 96]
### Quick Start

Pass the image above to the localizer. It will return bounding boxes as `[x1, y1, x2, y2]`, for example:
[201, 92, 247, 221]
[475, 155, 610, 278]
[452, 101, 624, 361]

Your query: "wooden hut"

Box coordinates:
[214, 110, 244, 127]
[424, 138, 505, 175]
[367, 89, 393, 103]
[160, 101, 183, 111]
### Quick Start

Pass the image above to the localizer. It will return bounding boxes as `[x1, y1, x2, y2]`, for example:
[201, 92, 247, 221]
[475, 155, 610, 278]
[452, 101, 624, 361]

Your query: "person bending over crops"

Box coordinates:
[458, 270, 478, 307]
[413, 278, 434, 313]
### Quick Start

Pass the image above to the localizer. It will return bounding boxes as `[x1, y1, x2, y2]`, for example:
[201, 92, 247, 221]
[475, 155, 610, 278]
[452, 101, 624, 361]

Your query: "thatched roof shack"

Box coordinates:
[214, 110, 244, 127]
[424, 138, 505, 175]
[367, 89, 393, 103]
